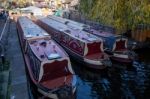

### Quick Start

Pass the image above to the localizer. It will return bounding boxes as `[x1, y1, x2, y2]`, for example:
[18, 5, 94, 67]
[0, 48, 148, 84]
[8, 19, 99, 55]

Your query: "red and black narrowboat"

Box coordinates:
[36, 17, 112, 70]
[48, 15, 135, 64]
[17, 16, 77, 99]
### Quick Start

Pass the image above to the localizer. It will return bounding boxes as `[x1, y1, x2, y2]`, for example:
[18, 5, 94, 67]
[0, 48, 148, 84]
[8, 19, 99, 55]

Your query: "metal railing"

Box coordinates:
[0, 16, 9, 70]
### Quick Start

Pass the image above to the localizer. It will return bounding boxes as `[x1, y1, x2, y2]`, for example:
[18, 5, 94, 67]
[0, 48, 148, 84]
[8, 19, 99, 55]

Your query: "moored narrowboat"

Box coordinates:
[36, 17, 112, 69]
[83, 27, 136, 64]
[48, 15, 136, 64]
[17, 16, 77, 99]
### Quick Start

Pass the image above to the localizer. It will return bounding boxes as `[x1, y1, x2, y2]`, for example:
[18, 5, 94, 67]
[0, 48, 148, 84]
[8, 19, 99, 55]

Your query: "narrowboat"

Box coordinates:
[17, 16, 77, 99]
[48, 15, 136, 64]
[83, 27, 136, 63]
[36, 17, 112, 69]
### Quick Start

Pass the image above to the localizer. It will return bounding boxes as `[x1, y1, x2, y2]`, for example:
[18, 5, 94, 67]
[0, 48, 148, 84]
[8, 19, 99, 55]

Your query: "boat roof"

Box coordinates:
[29, 37, 67, 61]
[89, 28, 114, 38]
[48, 16, 116, 38]
[48, 15, 87, 30]
[39, 17, 101, 43]
[18, 16, 49, 39]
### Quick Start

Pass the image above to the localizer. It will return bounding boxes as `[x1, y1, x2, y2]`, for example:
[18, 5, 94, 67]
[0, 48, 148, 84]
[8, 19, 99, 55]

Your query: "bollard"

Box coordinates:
[1, 54, 5, 65]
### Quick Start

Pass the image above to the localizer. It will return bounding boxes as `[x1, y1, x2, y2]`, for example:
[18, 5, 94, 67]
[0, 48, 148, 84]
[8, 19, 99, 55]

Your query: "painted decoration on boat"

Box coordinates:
[36, 16, 112, 69]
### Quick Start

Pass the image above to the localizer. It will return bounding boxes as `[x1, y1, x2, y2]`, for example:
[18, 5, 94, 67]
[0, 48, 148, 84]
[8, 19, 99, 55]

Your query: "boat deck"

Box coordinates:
[29, 38, 66, 61]
[88, 28, 114, 37]
[48, 15, 86, 29]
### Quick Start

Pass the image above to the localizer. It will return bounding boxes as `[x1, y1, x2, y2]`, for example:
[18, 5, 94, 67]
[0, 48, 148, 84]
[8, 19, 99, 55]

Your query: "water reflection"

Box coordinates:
[72, 49, 150, 99]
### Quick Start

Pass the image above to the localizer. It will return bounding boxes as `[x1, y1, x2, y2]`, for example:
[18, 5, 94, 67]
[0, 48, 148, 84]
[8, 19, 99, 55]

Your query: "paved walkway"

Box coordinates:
[0, 18, 10, 99]
[6, 20, 28, 99]
[0, 71, 9, 99]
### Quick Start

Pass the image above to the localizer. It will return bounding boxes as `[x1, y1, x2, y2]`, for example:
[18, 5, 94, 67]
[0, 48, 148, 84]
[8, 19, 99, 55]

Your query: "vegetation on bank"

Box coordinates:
[79, 0, 150, 33]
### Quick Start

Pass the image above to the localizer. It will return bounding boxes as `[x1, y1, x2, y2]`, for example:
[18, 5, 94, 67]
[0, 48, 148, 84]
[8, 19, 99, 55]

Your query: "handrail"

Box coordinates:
[0, 16, 9, 65]
[0, 16, 9, 41]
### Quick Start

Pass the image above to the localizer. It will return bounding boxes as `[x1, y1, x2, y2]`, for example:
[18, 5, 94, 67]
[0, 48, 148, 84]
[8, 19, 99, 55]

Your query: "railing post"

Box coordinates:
[1, 54, 5, 65]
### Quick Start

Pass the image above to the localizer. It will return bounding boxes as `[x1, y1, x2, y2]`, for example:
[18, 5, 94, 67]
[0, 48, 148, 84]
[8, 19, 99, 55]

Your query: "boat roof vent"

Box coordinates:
[65, 21, 69, 25]
[65, 29, 71, 33]
[36, 34, 39, 36]
[40, 55, 45, 59]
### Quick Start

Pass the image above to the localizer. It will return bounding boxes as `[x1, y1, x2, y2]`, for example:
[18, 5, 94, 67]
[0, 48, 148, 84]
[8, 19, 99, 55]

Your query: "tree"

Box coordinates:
[79, 0, 150, 34]
[12, 0, 28, 8]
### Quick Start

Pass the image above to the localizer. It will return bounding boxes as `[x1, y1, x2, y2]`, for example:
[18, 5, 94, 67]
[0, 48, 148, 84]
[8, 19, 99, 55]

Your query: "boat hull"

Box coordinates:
[110, 55, 133, 64]
[58, 42, 107, 69]
[24, 54, 76, 99]
[111, 50, 135, 64]
[18, 35, 76, 99]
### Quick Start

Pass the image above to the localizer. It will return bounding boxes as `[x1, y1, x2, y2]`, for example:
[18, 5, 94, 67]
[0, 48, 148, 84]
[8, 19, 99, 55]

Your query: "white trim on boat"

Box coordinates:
[113, 53, 128, 59]
[38, 88, 59, 99]
[84, 58, 103, 65]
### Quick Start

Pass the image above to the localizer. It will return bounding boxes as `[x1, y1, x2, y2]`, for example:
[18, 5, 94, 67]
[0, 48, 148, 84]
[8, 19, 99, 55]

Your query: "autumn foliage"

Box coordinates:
[79, 0, 150, 34]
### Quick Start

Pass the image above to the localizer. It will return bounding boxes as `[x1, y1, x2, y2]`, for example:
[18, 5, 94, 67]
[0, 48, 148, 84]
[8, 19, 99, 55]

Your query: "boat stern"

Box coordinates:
[83, 41, 111, 69]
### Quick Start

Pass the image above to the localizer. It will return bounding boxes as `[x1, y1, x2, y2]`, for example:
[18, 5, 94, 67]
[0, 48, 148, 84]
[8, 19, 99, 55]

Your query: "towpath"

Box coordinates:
[5, 19, 29, 99]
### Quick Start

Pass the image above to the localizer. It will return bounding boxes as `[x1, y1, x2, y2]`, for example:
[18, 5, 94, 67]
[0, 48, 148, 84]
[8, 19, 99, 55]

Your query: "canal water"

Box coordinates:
[72, 48, 150, 99]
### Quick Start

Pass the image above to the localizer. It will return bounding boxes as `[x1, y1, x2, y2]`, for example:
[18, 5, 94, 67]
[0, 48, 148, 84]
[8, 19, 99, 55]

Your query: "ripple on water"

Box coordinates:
[72, 50, 150, 99]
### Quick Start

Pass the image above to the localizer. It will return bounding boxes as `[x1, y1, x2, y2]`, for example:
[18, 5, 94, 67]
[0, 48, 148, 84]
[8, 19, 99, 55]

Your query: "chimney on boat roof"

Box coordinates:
[40, 55, 45, 59]
[65, 21, 69, 25]
[36, 34, 39, 36]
